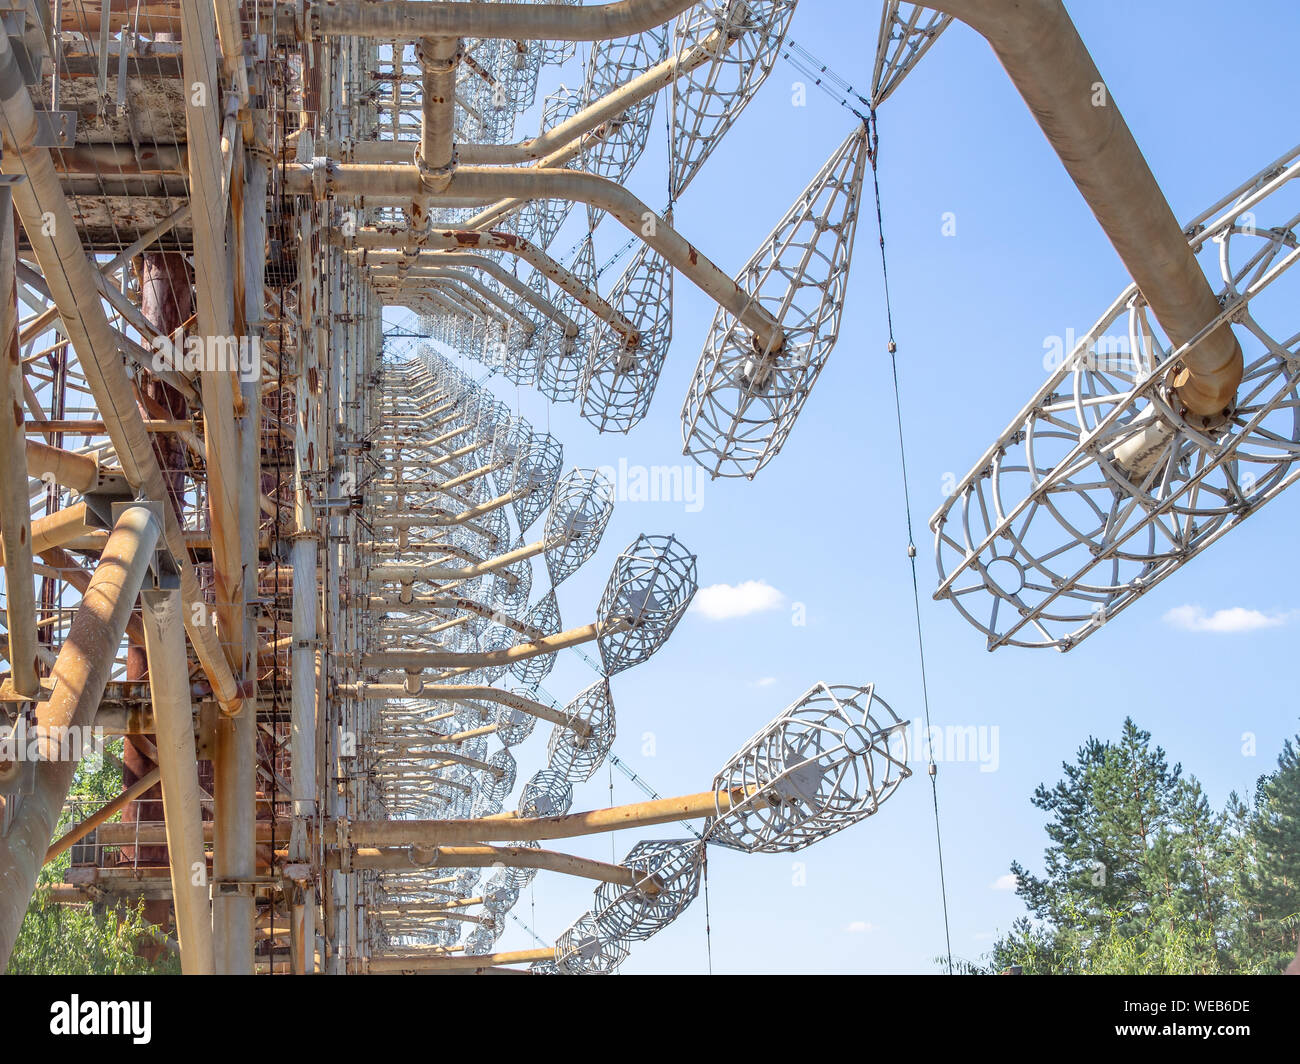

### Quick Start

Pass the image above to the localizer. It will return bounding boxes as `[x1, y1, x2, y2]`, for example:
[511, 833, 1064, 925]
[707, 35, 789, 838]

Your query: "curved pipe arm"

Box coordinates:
[367, 257, 579, 337]
[345, 235, 639, 340]
[290, 164, 784, 349]
[929, 0, 1241, 416]
[313, 0, 697, 42]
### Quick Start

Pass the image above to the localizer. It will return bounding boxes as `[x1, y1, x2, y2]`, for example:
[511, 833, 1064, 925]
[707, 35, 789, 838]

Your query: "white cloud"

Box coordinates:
[846, 921, 876, 934]
[691, 580, 784, 621]
[749, 676, 777, 688]
[991, 873, 1019, 892]
[1162, 605, 1296, 634]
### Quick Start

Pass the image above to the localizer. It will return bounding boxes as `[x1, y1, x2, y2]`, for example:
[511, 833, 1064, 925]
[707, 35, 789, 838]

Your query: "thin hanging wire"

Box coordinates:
[702, 848, 714, 975]
[867, 106, 953, 975]
[608, 764, 616, 864]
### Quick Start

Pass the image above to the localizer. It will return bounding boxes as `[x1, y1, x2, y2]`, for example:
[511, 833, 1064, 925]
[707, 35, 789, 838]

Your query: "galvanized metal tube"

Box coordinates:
[345, 228, 636, 338]
[363, 252, 579, 335]
[369, 947, 554, 974]
[347, 845, 646, 892]
[182, 0, 245, 667]
[24, 440, 100, 494]
[350, 788, 747, 847]
[44, 767, 163, 862]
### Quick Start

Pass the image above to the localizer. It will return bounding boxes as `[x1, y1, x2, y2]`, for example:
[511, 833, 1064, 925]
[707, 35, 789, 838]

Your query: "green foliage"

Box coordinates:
[965, 718, 1300, 975]
[6, 740, 180, 975]
[989, 902, 1260, 975]
[7, 892, 178, 976]
[1236, 738, 1300, 971]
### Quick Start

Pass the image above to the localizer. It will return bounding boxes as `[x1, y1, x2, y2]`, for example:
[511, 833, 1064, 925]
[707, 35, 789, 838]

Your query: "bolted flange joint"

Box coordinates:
[414, 143, 458, 195]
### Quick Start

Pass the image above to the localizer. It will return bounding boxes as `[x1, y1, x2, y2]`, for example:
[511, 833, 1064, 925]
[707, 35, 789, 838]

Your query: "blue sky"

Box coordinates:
[385, 0, 1300, 972]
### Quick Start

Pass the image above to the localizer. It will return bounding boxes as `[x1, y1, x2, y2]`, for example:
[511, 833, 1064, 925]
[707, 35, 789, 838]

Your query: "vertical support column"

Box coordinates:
[183, 1, 255, 973]
[0, 178, 36, 698]
[140, 585, 215, 975]
[289, 204, 322, 973]
[181, 0, 244, 661]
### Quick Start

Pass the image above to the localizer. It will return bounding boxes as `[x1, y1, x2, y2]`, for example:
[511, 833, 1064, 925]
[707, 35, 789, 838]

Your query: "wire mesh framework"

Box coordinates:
[580, 242, 675, 433]
[706, 683, 911, 854]
[596, 533, 698, 674]
[681, 124, 870, 478]
[871, 2, 952, 107]
[931, 150, 1300, 650]
[592, 838, 705, 941]
[669, 0, 798, 200]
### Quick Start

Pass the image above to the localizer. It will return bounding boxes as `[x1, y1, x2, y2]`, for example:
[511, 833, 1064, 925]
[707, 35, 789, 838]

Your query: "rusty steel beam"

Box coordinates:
[313, 0, 696, 42]
[0, 178, 36, 697]
[0, 28, 242, 715]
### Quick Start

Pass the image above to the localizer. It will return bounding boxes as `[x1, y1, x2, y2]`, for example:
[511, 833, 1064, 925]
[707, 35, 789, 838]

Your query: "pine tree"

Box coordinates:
[1241, 735, 1300, 972]
[1010, 720, 1188, 929]
[993, 718, 1231, 972]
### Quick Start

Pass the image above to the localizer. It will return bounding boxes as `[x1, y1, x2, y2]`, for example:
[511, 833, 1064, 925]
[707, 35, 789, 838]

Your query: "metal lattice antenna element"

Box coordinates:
[501, 320, 534, 385]
[474, 620, 521, 684]
[681, 123, 870, 479]
[501, 38, 545, 118]
[555, 911, 631, 975]
[579, 242, 674, 433]
[538, 18, 579, 69]
[486, 542, 534, 619]
[670, 0, 798, 201]
[464, 925, 502, 956]
[487, 412, 532, 468]
[932, 151, 1300, 651]
[596, 533, 698, 675]
[481, 871, 522, 916]
[505, 432, 565, 533]
[543, 467, 616, 586]
[518, 769, 576, 819]
[870, 2, 953, 107]
[547, 677, 617, 782]
[510, 590, 564, 686]
[507, 270, 557, 387]
[582, 26, 670, 230]
[537, 240, 597, 402]
[470, 749, 519, 818]
[457, 40, 525, 146]
[592, 838, 705, 941]
[494, 701, 540, 748]
[706, 682, 911, 854]
[500, 840, 544, 890]
[454, 693, 496, 729]
[513, 86, 585, 249]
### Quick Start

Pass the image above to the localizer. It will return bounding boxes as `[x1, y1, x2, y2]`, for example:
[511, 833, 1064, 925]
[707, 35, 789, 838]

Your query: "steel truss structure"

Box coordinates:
[0, 0, 1289, 977]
